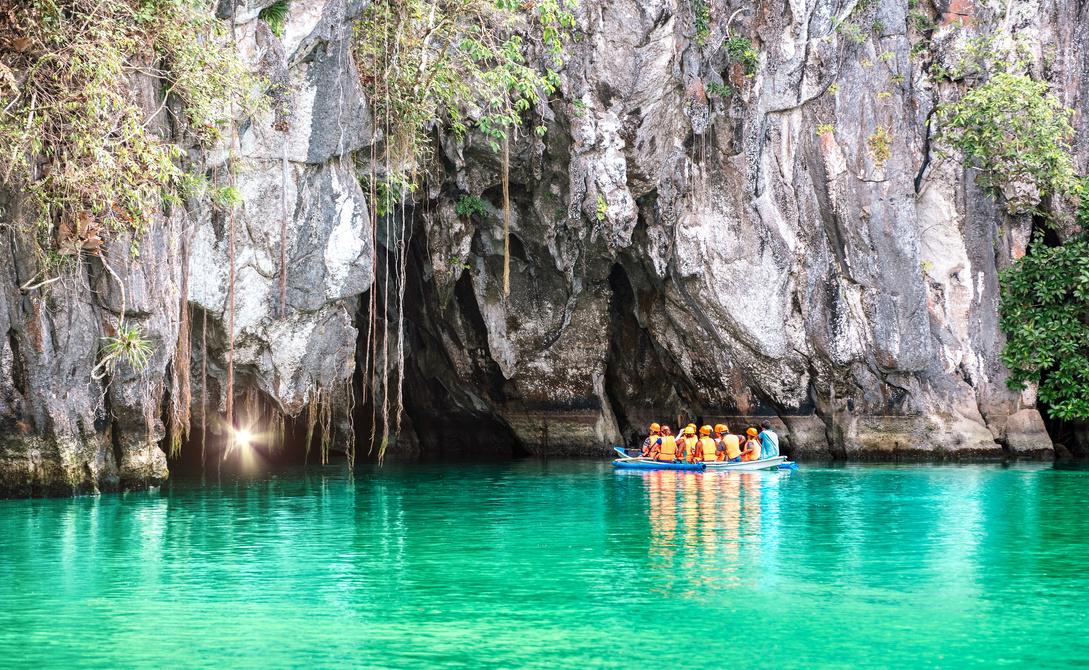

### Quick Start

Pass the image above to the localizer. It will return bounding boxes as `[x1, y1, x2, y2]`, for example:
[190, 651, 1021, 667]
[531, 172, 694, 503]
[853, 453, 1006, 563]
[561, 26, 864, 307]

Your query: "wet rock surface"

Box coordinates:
[3, 0, 1086, 495]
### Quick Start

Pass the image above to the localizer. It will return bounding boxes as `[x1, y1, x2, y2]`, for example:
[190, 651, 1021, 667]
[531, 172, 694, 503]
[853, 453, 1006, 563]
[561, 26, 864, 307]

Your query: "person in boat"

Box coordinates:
[740, 427, 762, 462]
[642, 423, 661, 457]
[715, 424, 742, 463]
[653, 426, 679, 462]
[679, 425, 699, 463]
[696, 425, 721, 462]
[759, 420, 780, 458]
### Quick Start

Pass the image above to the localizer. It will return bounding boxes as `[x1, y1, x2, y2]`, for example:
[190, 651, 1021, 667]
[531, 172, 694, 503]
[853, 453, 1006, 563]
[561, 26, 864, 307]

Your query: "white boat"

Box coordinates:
[702, 456, 787, 471]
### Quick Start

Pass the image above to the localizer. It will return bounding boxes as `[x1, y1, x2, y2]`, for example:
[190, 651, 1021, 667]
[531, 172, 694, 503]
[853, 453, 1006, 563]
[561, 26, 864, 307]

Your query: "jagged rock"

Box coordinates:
[7, 0, 1089, 495]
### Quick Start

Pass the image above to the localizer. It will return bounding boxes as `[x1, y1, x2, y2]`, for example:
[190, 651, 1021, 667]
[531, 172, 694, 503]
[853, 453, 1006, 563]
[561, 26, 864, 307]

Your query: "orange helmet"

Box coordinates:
[747, 427, 758, 437]
[715, 424, 728, 434]
[686, 423, 696, 431]
[699, 425, 712, 436]
[649, 423, 660, 433]
[661, 425, 672, 435]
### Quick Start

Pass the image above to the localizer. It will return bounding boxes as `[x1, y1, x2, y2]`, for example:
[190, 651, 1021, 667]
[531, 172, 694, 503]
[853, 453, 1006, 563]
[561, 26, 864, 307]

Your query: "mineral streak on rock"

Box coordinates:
[0, 0, 1075, 496]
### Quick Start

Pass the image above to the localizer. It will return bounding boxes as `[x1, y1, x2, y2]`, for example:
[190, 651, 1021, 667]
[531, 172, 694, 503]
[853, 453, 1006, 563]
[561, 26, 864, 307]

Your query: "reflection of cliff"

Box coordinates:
[644, 471, 780, 595]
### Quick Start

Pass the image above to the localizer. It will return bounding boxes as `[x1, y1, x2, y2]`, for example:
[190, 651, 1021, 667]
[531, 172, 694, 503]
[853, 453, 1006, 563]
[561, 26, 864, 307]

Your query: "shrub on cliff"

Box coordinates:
[938, 72, 1076, 214]
[1000, 236, 1089, 420]
[0, 0, 255, 263]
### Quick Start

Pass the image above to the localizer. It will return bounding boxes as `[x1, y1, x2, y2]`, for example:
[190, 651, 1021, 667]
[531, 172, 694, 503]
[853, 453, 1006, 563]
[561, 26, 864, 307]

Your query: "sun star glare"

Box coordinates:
[235, 429, 252, 449]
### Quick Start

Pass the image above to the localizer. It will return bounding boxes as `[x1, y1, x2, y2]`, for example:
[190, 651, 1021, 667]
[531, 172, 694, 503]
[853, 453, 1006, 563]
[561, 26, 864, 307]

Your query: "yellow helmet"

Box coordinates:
[684, 426, 695, 435]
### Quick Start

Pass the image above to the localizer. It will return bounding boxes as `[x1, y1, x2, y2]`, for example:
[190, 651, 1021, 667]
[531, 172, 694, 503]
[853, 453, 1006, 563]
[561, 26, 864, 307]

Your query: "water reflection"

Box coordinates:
[3, 463, 1089, 669]
[640, 469, 785, 594]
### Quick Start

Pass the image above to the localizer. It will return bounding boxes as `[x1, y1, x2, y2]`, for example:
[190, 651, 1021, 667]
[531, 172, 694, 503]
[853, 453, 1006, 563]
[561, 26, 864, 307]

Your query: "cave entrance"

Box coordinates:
[166, 410, 359, 475]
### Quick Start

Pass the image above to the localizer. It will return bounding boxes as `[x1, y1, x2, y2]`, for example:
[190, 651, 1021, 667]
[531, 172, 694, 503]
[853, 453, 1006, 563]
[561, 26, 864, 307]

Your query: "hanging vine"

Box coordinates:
[352, 0, 575, 460]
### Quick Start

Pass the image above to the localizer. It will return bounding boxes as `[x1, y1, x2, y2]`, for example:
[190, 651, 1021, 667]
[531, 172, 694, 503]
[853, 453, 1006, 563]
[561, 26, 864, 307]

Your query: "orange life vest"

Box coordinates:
[697, 436, 719, 462]
[656, 435, 678, 461]
[721, 434, 741, 460]
[742, 438, 761, 462]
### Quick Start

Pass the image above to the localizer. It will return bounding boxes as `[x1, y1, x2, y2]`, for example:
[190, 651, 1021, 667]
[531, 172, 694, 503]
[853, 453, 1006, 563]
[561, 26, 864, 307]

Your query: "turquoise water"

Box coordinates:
[1, 461, 1088, 669]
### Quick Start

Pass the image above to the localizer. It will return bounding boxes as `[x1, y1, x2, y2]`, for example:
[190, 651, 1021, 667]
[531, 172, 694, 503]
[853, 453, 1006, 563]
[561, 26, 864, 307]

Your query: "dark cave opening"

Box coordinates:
[395, 230, 527, 458]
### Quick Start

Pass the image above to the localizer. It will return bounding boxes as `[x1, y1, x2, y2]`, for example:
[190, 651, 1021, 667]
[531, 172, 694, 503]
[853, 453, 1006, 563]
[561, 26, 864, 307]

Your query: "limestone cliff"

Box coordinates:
[1, 0, 1078, 496]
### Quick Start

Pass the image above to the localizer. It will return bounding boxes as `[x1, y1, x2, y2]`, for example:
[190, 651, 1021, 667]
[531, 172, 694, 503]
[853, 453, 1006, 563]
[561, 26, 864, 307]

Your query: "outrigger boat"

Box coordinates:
[612, 447, 797, 471]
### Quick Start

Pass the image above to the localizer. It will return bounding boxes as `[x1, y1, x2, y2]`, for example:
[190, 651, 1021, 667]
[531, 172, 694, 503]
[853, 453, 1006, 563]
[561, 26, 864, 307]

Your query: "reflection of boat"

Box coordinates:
[613, 458, 705, 471]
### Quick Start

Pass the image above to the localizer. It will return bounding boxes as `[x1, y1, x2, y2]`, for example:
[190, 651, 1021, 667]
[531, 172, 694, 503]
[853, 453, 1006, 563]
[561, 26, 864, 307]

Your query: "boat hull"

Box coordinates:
[612, 459, 706, 471]
[703, 456, 787, 471]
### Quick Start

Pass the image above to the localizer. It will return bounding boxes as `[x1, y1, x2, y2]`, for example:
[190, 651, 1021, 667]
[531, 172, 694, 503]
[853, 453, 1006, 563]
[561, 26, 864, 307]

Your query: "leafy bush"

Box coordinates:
[0, 0, 255, 259]
[725, 37, 759, 75]
[258, 0, 290, 38]
[706, 82, 730, 98]
[867, 126, 891, 164]
[690, 0, 711, 44]
[1000, 237, 1089, 419]
[353, 0, 574, 187]
[455, 194, 488, 219]
[938, 73, 1076, 207]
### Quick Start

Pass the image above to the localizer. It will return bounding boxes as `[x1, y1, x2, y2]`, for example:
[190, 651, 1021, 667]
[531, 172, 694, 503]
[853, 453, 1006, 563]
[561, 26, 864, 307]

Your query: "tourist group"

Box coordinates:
[641, 421, 779, 463]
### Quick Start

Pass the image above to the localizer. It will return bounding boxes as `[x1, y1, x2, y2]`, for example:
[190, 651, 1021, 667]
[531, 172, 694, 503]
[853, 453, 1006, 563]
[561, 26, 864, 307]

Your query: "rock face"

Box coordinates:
[2, 0, 1084, 495]
[1004, 409, 1054, 458]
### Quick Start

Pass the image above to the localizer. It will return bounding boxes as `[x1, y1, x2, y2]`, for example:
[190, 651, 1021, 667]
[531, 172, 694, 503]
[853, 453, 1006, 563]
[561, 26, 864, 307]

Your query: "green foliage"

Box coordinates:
[455, 194, 488, 219]
[98, 323, 154, 374]
[0, 0, 255, 261]
[938, 72, 1076, 205]
[999, 237, 1089, 420]
[867, 125, 891, 164]
[832, 18, 866, 44]
[690, 0, 711, 45]
[361, 174, 415, 217]
[596, 194, 606, 221]
[353, 0, 574, 201]
[827, 83, 840, 94]
[816, 123, 834, 137]
[706, 82, 730, 98]
[258, 0, 290, 38]
[725, 37, 759, 75]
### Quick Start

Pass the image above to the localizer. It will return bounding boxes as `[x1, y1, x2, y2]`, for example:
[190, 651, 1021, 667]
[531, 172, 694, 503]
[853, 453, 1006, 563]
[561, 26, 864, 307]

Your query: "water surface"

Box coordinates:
[1, 461, 1087, 669]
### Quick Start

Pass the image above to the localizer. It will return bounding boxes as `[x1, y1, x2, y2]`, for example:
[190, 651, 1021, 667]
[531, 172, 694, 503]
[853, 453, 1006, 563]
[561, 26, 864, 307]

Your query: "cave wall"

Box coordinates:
[404, 0, 1081, 459]
[2, 0, 1081, 495]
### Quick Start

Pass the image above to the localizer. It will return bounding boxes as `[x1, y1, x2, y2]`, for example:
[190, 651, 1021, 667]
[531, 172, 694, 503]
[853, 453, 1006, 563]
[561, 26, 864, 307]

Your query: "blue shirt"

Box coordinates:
[759, 429, 780, 458]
